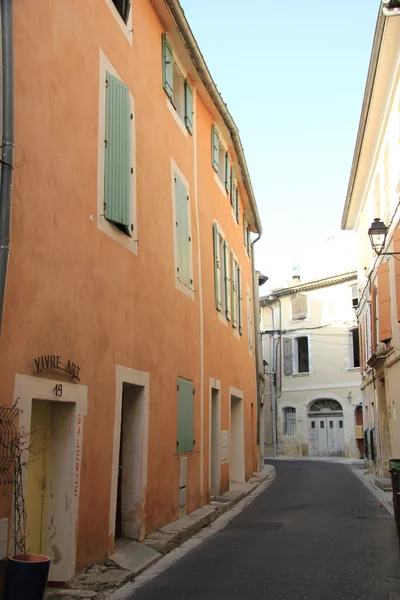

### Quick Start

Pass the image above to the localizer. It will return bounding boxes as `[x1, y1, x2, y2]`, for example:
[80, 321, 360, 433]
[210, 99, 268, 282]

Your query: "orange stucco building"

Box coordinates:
[0, 0, 262, 581]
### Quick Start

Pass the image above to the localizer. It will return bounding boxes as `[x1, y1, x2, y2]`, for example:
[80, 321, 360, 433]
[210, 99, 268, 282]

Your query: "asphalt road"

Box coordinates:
[128, 461, 400, 599]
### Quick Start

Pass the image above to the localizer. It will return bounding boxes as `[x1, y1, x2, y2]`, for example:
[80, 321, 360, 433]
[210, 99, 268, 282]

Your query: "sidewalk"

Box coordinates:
[45, 465, 276, 600]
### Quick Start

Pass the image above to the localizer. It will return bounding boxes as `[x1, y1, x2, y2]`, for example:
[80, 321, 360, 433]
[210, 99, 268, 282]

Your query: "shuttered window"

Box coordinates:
[238, 265, 243, 335]
[213, 223, 221, 310]
[174, 173, 192, 288]
[377, 261, 392, 342]
[231, 253, 238, 328]
[211, 125, 219, 171]
[243, 216, 250, 255]
[371, 283, 377, 353]
[283, 338, 293, 375]
[104, 72, 132, 236]
[247, 287, 253, 350]
[223, 241, 231, 320]
[394, 228, 400, 321]
[184, 79, 193, 134]
[359, 320, 364, 373]
[177, 377, 194, 453]
[162, 34, 173, 100]
[112, 0, 131, 23]
[225, 153, 231, 193]
[291, 294, 307, 320]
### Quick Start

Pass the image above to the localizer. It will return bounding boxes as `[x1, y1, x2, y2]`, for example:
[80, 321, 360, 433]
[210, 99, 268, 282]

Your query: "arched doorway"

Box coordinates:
[308, 399, 345, 457]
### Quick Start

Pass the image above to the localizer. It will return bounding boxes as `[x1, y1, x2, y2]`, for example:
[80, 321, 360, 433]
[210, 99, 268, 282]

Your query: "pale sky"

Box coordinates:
[180, 0, 379, 289]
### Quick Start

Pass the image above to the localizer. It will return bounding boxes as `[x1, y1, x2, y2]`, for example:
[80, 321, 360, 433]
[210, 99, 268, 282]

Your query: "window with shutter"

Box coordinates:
[177, 377, 194, 453]
[104, 72, 132, 236]
[110, 0, 131, 24]
[231, 252, 238, 328]
[213, 223, 221, 310]
[174, 172, 192, 289]
[247, 287, 253, 351]
[224, 241, 231, 320]
[377, 261, 392, 342]
[283, 338, 293, 375]
[291, 293, 307, 320]
[163, 36, 192, 132]
[211, 125, 220, 172]
[235, 188, 240, 224]
[162, 35, 173, 100]
[184, 79, 193, 135]
[225, 153, 231, 193]
[238, 265, 243, 335]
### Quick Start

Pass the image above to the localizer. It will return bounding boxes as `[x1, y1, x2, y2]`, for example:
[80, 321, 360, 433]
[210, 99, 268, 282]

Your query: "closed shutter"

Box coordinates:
[371, 283, 377, 353]
[224, 241, 231, 320]
[283, 338, 293, 375]
[238, 265, 243, 335]
[225, 153, 231, 193]
[235, 188, 240, 223]
[211, 125, 219, 171]
[104, 72, 132, 236]
[377, 261, 392, 341]
[231, 253, 237, 328]
[394, 228, 400, 321]
[162, 34, 173, 99]
[243, 216, 248, 252]
[177, 377, 194, 453]
[359, 320, 364, 373]
[213, 224, 221, 310]
[175, 174, 191, 287]
[292, 294, 307, 319]
[184, 79, 193, 135]
[247, 289, 253, 350]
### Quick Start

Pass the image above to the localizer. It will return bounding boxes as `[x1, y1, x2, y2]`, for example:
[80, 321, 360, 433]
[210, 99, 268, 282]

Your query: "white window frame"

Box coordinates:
[283, 407, 296, 436]
[348, 326, 360, 370]
[97, 50, 137, 255]
[171, 159, 194, 301]
[213, 128, 230, 198]
[166, 47, 189, 139]
[214, 222, 229, 325]
[231, 250, 240, 339]
[292, 334, 310, 375]
[105, 0, 133, 44]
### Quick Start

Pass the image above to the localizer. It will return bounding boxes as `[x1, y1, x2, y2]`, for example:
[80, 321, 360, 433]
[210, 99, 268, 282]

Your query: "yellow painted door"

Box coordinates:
[25, 401, 51, 555]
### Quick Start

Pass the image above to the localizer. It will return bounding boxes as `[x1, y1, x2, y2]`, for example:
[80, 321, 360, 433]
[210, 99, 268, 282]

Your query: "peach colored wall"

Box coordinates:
[0, 0, 258, 573]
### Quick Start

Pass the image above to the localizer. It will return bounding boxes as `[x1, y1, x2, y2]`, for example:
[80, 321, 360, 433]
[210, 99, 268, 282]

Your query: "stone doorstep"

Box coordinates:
[47, 465, 276, 598]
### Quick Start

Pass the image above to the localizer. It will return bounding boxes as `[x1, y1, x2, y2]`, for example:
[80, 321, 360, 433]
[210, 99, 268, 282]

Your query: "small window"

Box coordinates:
[339, 421, 343, 429]
[162, 35, 193, 134]
[295, 336, 309, 373]
[351, 285, 359, 309]
[311, 421, 315, 429]
[111, 0, 131, 23]
[320, 421, 324, 429]
[350, 327, 360, 368]
[283, 407, 296, 436]
[291, 294, 307, 320]
[329, 421, 333, 429]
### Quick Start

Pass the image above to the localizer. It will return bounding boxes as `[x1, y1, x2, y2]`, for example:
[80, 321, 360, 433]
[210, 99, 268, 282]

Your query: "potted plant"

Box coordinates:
[0, 402, 51, 600]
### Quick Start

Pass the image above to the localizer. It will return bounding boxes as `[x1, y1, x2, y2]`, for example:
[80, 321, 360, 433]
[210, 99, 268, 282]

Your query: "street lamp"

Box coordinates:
[368, 218, 400, 256]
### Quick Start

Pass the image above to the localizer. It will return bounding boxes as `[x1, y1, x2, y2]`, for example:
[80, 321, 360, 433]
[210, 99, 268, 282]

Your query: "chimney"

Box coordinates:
[291, 265, 300, 285]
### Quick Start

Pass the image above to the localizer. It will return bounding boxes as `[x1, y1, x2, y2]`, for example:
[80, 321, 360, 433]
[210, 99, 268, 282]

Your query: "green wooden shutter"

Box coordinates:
[225, 152, 230, 193]
[104, 72, 131, 236]
[211, 125, 219, 171]
[247, 289, 253, 350]
[184, 79, 193, 135]
[175, 173, 191, 288]
[283, 338, 293, 375]
[238, 264, 243, 335]
[243, 216, 249, 252]
[177, 377, 194, 453]
[162, 34, 173, 100]
[235, 188, 240, 223]
[224, 241, 231, 321]
[213, 223, 221, 311]
[231, 252, 237, 328]
[230, 166, 235, 207]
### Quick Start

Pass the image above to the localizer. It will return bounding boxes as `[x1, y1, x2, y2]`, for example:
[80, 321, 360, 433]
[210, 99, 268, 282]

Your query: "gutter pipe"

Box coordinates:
[250, 234, 262, 463]
[0, 0, 14, 337]
[164, 0, 262, 236]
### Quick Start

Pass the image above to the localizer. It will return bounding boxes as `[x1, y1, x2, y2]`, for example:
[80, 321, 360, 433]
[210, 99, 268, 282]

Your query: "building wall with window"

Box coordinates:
[261, 272, 361, 458]
[0, 0, 261, 580]
[341, 6, 400, 477]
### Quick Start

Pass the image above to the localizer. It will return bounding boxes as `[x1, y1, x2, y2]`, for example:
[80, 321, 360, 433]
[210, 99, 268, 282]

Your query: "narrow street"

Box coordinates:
[123, 461, 400, 600]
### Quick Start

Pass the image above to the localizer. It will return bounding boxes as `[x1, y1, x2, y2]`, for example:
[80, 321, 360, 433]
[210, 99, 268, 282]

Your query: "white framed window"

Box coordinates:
[162, 35, 193, 136]
[105, 0, 133, 43]
[351, 285, 359, 310]
[97, 51, 137, 254]
[349, 327, 360, 369]
[283, 407, 296, 436]
[213, 223, 231, 320]
[171, 160, 194, 299]
[243, 215, 251, 256]
[283, 336, 310, 375]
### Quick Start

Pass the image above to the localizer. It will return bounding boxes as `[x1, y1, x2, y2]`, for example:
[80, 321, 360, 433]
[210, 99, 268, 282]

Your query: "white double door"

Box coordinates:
[308, 414, 345, 457]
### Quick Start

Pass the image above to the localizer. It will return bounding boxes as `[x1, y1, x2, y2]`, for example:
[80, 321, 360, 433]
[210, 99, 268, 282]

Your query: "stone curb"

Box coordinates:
[46, 465, 276, 599]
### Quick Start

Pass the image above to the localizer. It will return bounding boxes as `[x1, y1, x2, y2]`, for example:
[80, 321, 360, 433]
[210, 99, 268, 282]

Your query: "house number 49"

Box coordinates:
[53, 384, 63, 397]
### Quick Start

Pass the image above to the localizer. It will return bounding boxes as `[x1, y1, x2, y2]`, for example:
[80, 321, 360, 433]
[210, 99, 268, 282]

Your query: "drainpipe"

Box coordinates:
[0, 0, 14, 336]
[251, 234, 262, 469]
[264, 303, 276, 458]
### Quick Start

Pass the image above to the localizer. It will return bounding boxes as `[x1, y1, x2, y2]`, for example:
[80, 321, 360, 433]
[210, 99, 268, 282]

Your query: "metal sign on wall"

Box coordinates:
[33, 355, 81, 382]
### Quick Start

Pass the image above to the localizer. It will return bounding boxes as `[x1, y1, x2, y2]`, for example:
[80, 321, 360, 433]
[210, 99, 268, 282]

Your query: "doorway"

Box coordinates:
[230, 395, 245, 484]
[308, 399, 345, 456]
[115, 382, 146, 541]
[210, 388, 220, 498]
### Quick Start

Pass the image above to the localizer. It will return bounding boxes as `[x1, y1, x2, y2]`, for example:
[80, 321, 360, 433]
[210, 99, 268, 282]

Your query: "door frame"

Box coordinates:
[13, 373, 88, 582]
[209, 378, 221, 498]
[229, 386, 245, 486]
[109, 366, 149, 551]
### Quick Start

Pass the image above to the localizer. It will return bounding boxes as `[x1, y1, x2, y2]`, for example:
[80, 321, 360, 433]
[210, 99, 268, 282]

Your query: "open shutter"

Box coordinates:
[238, 265, 243, 335]
[211, 125, 219, 171]
[184, 78, 193, 135]
[105, 72, 131, 236]
[162, 34, 173, 100]
[394, 228, 400, 321]
[230, 166, 235, 207]
[225, 153, 231, 193]
[177, 377, 194, 453]
[377, 261, 392, 341]
[175, 174, 191, 287]
[231, 252, 237, 328]
[235, 188, 240, 223]
[371, 283, 377, 353]
[243, 215, 248, 250]
[224, 241, 231, 320]
[213, 224, 221, 311]
[283, 338, 293, 375]
[247, 289, 253, 350]
[359, 320, 364, 373]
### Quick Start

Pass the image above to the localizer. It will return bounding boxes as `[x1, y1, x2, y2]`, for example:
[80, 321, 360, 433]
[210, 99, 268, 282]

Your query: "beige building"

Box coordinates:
[261, 272, 362, 459]
[341, 3, 400, 476]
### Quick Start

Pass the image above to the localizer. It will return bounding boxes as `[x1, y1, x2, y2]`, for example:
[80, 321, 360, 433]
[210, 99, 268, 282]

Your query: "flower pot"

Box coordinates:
[4, 554, 51, 600]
